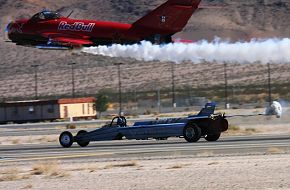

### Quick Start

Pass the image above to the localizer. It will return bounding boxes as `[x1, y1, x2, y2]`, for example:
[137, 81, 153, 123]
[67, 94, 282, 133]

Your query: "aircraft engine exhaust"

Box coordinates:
[265, 101, 282, 118]
[82, 38, 290, 64]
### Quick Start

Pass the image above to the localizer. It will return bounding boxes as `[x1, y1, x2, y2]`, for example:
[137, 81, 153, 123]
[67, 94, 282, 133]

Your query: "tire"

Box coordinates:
[183, 124, 201, 142]
[205, 133, 221, 142]
[59, 131, 74, 148]
[76, 130, 90, 147]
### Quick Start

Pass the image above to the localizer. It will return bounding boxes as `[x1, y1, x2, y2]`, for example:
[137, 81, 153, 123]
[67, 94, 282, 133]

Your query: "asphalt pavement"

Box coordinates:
[0, 135, 289, 164]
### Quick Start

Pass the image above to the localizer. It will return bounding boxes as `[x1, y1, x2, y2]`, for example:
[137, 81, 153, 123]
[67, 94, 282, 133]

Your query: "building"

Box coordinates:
[0, 97, 96, 124]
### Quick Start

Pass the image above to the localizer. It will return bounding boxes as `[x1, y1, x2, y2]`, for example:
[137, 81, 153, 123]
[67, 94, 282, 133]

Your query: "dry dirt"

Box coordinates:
[0, 106, 290, 189]
[0, 154, 290, 190]
[0, 135, 57, 146]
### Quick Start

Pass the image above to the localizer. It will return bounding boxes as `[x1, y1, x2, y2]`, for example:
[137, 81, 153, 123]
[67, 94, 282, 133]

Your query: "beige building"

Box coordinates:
[0, 97, 96, 124]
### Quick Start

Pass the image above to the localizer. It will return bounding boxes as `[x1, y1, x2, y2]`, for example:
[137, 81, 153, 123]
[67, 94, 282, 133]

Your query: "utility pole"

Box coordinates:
[171, 63, 176, 109]
[224, 62, 228, 109]
[157, 87, 161, 113]
[267, 62, 272, 106]
[31, 65, 39, 100]
[68, 63, 76, 98]
[115, 63, 123, 115]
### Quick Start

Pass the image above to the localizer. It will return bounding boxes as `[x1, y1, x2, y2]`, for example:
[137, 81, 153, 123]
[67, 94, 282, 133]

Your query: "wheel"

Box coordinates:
[205, 133, 221, 142]
[59, 131, 74, 148]
[183, 124, 201, 142]
[76, 130, 90, 147]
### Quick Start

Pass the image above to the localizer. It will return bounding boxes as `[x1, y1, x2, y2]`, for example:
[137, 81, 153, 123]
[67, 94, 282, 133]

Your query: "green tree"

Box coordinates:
[95, 94, 109, 118]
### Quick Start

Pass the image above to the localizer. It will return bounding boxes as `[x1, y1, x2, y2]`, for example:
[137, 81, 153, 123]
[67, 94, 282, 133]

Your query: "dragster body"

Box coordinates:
[59, 103, 229, 148]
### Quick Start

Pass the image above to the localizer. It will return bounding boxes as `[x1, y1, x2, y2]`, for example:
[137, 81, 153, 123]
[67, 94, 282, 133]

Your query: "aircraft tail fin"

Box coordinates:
[133, 0, 201, 36]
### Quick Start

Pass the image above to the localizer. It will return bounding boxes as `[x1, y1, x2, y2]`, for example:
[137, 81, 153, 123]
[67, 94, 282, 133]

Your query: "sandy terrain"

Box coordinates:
[0, 135, 57, 146]
[0, 154, 290, 190]
[1, 0, 290, 99]
[0, 116, 288, 190]
[0, 108, 289, 189]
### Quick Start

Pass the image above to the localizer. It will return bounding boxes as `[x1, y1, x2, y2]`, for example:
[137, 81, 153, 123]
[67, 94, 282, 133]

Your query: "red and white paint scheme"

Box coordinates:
[6, 0, 202, 49]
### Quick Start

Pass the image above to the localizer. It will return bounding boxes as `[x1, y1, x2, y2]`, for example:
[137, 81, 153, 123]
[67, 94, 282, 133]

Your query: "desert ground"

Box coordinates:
[0, 107, 290, 190]
[0, 154, 290, 190]
[1, 0, 290, 100]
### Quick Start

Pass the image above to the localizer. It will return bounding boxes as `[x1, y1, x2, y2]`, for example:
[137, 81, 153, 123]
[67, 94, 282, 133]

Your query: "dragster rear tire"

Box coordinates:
[205, 133, 221, 142]
[59, 131, 74, 148]
[183, 124, 201, 143]
[76, 130, 90, 147]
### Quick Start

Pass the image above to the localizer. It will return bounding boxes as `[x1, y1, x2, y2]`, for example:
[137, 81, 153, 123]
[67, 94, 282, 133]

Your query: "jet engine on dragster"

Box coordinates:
[265, 101, 282, 118]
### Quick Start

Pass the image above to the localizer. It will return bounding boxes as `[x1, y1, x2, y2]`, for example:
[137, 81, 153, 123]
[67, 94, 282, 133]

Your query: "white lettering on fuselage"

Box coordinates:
[58, 21, 95, 32]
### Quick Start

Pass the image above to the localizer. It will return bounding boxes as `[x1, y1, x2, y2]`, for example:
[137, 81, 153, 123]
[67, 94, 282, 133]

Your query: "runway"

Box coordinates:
[0, 135, 289, 164]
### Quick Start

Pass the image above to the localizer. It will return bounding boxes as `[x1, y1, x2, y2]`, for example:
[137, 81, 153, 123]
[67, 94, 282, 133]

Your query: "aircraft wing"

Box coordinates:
[41, 33, 94, 47]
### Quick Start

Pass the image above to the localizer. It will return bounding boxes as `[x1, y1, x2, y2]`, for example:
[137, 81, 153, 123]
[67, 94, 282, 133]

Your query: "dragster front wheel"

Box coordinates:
[59, 131, 74, 148]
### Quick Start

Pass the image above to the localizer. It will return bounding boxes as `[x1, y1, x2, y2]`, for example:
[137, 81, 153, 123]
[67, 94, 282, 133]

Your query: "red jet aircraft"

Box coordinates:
[6, 0, 202, 49]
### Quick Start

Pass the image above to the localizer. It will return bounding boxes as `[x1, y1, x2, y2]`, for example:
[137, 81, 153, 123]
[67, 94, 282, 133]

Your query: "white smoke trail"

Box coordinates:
[82, 38, 290, 64]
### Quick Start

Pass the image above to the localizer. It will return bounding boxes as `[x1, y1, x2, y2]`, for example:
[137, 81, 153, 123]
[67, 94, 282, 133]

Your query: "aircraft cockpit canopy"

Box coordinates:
[30, 11, 62, 21]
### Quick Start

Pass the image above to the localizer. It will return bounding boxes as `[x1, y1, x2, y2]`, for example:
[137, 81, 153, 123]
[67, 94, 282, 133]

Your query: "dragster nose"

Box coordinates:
[5, 19, 28, 41]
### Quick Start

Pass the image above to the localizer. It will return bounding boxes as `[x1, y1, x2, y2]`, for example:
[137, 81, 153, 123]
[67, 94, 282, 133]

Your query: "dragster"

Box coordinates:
[59, 103, 229, 148]
[59, 101, 282, 148]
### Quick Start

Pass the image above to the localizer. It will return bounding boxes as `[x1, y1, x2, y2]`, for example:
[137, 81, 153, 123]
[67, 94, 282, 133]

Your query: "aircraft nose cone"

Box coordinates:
[5, 21, 16, 38]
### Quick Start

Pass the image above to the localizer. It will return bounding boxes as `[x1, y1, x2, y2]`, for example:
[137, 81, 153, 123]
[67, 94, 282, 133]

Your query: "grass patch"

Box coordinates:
[31, 160, 68, 178]
[168, 164, 183, 169]
[267, 147, 285, 154]
[71, 165, 99, 173]
[167, 164, 190, 169]
[22, 184, 33, 189]
[245, 128, 257, 132]
[27, 136, 33, 144]
[66, 124, 76, 129]
[0, 168, 20, 182]
[208, 162, 219, 165]
[104, 161, 138, 169]
[0, 168, 29, 182]
[228, 125, 241, 131]
[12, 138, 20, 144]
[39, 136, 57, 143]
[245, 128, 260, 134]
[197, 151, 214, 157]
